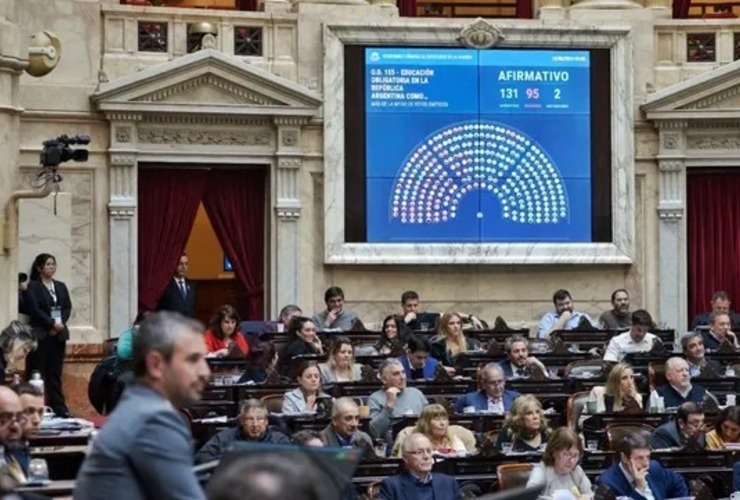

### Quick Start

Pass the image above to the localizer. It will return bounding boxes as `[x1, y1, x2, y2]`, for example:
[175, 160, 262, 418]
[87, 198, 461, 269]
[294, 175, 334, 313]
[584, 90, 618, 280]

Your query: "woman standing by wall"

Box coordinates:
[25, 253, 72, 417]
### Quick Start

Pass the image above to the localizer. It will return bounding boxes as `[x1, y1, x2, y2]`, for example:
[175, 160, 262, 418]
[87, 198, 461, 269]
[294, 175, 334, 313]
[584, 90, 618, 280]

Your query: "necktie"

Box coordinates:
[516, 369, 526, 377]
[179, 279, 187, 298]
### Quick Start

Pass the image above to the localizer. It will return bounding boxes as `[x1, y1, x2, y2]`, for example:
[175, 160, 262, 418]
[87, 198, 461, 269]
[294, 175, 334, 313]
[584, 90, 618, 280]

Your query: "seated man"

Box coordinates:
[453, 363, 520, 414]
[691, 290, 740, 330]
[368, 359, 428, 440]
[537, 289, 595, 338]
[14, 383, 44, 440]
[500, 335, 548, 379]
[599, 289, 632, 329]
[701, 312, 739, 351]
[313, 287, 360, 332]
[400, 291, 439, 332]
[650, 402, 706, 449]
[195, 399, 290, 464]
[652, 357, 715, 408]
[379, 433, 460, 500]
[598, 433, 688, 500]
[398, 335, 439, 380]
[603, 310, 656, 363]
[319, 397, 373, 457]
[681, 331, 722, 377]
[0, 386, 30, 484]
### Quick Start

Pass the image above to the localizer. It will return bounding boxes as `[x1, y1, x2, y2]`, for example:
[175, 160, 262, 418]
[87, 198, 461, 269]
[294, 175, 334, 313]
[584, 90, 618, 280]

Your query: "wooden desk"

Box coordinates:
[31, 445, 87, 480]
[17, 479, 75, 497]
[30, 431, 90, 447]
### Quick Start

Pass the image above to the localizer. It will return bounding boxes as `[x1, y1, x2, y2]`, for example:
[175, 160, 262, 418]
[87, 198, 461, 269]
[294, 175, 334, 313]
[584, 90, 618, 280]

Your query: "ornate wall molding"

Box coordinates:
[281, 129, 299, 147]
[134, 74, 281, 106]
[277, 157, 301, 169]
[274, 117, 310, 127]
[110, 154, 136, 166]
[661, 132, 680, 150]
[137, 127, 271, 146]
[115, 126, 132, 143]
[275, 207, 301, 220]
[657, 207, 683, 220]
[686, 133, 740, 150]
[104, 112, 142, 122]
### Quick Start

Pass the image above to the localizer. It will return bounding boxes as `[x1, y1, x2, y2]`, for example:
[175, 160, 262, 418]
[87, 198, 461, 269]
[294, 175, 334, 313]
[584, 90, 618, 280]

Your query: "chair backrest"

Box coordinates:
[449, 425, 476, 453]
[606, 422, 654, 451]
[260, 394, 285, 414]
[565, 360, 606, 379]
[496, 463, 534, 490]
[566, 390, 592, 430]
[528, 339, 553, 354]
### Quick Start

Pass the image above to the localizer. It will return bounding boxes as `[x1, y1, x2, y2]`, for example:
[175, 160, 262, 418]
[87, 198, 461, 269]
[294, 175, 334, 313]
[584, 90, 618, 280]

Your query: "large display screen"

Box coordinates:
[363, 47, 593, 243]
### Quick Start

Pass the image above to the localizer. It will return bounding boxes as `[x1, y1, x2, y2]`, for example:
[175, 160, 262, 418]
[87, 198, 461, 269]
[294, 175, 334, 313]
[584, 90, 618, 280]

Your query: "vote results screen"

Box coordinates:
[364, 48, 592, 243]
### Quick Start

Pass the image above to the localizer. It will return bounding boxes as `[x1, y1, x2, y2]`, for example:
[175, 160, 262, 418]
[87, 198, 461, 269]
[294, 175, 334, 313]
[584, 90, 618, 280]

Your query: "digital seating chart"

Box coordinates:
[364, 47, 592, 243]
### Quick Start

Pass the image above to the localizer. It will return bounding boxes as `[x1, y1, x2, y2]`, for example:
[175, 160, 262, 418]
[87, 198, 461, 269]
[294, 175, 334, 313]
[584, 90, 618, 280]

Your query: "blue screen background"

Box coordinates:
[365, 48, 592, 243]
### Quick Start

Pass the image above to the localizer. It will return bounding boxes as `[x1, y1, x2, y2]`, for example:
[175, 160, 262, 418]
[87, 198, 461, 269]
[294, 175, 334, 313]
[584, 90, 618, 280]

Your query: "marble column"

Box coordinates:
[0, 3, 26, 324]
[107, 117, 140, 337]
[273, 119, 306, 314]
[656, 124, 687, 334]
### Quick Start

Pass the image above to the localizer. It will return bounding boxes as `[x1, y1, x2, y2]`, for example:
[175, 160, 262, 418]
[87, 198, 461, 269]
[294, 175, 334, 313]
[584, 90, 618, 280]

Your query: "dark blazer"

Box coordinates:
[597, 460, 688, 500]
[74, 384, 206, 500]
[692, 311, 740, 330]
[279, 338, 320, 376]
[499, 360, 531, 379]
[650, 420, 705, 449]
[453, 389, 520, 413]
[654, 383, 707, 408]
[430, 336, 481, 367]
[194, 426, 290, 464]
[26, 280, 72, 341]
[398, 355, 438, 380]
[157, 277, 197, 318]
[379, 472, 460, 500]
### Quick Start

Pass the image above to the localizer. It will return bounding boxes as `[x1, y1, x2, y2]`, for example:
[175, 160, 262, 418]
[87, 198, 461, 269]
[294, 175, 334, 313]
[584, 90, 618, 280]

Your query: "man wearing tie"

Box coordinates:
[157, 255, 197, 318]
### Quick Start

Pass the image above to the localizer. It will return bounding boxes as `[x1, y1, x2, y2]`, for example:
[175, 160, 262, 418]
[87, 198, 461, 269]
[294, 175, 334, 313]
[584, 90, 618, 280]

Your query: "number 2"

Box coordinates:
[554, 89, 561, 100]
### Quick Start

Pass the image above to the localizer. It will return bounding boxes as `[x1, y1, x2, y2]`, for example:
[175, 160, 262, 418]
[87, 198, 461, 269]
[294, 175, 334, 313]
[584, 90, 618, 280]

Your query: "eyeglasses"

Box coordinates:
[0, 413, 26, 425]
[484, 379, 506, 386]
[558, 450, 581, 461]
[405, 448, 434, 456]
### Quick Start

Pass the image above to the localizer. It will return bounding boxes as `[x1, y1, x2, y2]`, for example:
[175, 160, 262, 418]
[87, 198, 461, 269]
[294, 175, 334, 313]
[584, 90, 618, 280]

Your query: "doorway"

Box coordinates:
[686, 168, 740, 326]
[136, 165, 268, 324]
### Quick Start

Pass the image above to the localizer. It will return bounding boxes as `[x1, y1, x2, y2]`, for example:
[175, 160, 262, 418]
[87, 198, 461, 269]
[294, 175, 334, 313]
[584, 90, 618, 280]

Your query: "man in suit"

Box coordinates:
[319, 397, 374, 457]
[380, 433, 461, 500]
[680, 331, 722, 377]
[652, 357, 716, 408]
[398, 335, 439, 380]
[598, 433, 688, 500]
[0, 386, 31, 484]
[691, 290, 740, 330]
[650, 402, 706, 449]
[700, 312, 739, 351]
[157, 254, 197, 318]
[74, 311, 211, 500]
[500, 335, 549, 379]
[453, 363, 520, 413]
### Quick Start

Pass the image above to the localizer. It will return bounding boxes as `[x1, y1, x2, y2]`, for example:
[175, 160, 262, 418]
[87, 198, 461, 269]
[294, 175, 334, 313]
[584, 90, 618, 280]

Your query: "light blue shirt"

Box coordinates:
[536, 311, 593, 338]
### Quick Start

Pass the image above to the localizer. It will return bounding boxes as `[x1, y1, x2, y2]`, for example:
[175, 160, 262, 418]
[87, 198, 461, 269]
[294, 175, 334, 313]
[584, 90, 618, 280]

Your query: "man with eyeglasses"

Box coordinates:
[0, 386, 30, 484]
[319, 397, 373, 456]
[14, 383, 44, 440]
[453, 363, 520, 414]
[379, 433, 460, 500]
[651, 357, 716, 408]
[651, 402, 706, 449]
[194, 399, 290, 464]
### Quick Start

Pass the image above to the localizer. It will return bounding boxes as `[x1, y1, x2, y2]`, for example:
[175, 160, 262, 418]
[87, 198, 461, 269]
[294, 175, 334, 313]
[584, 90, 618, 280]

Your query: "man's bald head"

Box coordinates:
[0, 387, 24, 447]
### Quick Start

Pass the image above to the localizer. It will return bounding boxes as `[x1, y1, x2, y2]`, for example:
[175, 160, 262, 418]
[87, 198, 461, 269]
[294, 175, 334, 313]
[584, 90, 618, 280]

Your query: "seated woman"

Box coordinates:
[282, 361, 327, 414]
[238, 340, 278, 384]
[392, 404, 469, 457]
[706, 405, 740, 449]
[373, 315, 410, 356]
[526, 427, 593, 499]
[0, 321, 37, 374]
[318, 337, 363, 383]
[495, 394, 551, 452]
[431, 312, 482, 371]
[587, 362, 642, 413]
[279, 317, 323, 376]
[204, 305, 249, 358]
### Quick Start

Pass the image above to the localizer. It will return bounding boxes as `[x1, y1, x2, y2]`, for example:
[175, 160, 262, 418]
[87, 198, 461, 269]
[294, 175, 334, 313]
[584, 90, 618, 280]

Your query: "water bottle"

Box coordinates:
[725, 364, 736, 378]
[29, 371, 44, 395]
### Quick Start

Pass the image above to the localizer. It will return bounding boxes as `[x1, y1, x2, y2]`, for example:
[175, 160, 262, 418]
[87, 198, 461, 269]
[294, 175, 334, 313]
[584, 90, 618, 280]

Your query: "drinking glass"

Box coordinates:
[28, 458, 49, 483]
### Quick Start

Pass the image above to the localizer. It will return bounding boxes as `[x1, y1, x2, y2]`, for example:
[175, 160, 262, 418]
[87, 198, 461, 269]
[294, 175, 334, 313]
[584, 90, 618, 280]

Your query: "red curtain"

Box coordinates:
[202, 169, 266, 320]
[673, 0, 690, 18]
[687, 169, 740, 325]
[138, 168, 209, 311]
[516, 0, 533, 18]
[398, 0, 417, 16]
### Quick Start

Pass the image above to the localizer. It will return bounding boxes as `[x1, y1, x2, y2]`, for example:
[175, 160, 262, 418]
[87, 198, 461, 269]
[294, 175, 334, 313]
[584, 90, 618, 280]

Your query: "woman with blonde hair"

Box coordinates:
[495, 394, 551, 452]
[392, 404, 468, 457]
[526, 427, 593, 498]
[431, 312, 481, 369]
[318, 337, 363, 383]
[588, 363, 642, 413]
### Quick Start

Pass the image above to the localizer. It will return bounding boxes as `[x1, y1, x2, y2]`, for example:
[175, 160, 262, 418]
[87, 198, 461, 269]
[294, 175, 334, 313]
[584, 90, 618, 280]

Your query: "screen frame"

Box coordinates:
[323, 22, 635, 265]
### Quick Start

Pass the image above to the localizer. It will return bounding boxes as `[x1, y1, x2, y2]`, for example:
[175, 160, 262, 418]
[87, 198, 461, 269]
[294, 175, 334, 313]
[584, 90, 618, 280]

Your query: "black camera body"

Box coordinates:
[40, 134, 91, 167]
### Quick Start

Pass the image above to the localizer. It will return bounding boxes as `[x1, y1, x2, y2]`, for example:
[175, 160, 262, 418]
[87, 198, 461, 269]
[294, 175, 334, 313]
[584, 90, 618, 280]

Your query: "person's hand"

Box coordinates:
[444, 366, 456, 375]
[52, 321, 64, 333]
[306, 394, 317, 410]
[214, 348, 229, 358]
[628, 459, 648, 491]
[385, 387, 401, 409]
[560, 310, 573, 321]
[326, 309, 339, 326]
[404, 312, 416, 324]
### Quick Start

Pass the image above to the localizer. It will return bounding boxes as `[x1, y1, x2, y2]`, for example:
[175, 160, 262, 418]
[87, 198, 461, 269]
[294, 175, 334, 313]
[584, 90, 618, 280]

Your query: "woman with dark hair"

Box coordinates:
[0, 321, 37, 375]
[282, 361, 327, 414]
[374, 315, 410, 355]
[495, 394, 551, 452]
[26, 253, 72, 417]
[204, 305, 249, 358]
[318, 337, 363, 383]
[706, 405, 740, 449]
[279, 317, 323, 376]
[239, 340, 278, 384]
[526, 427, 593, 498]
